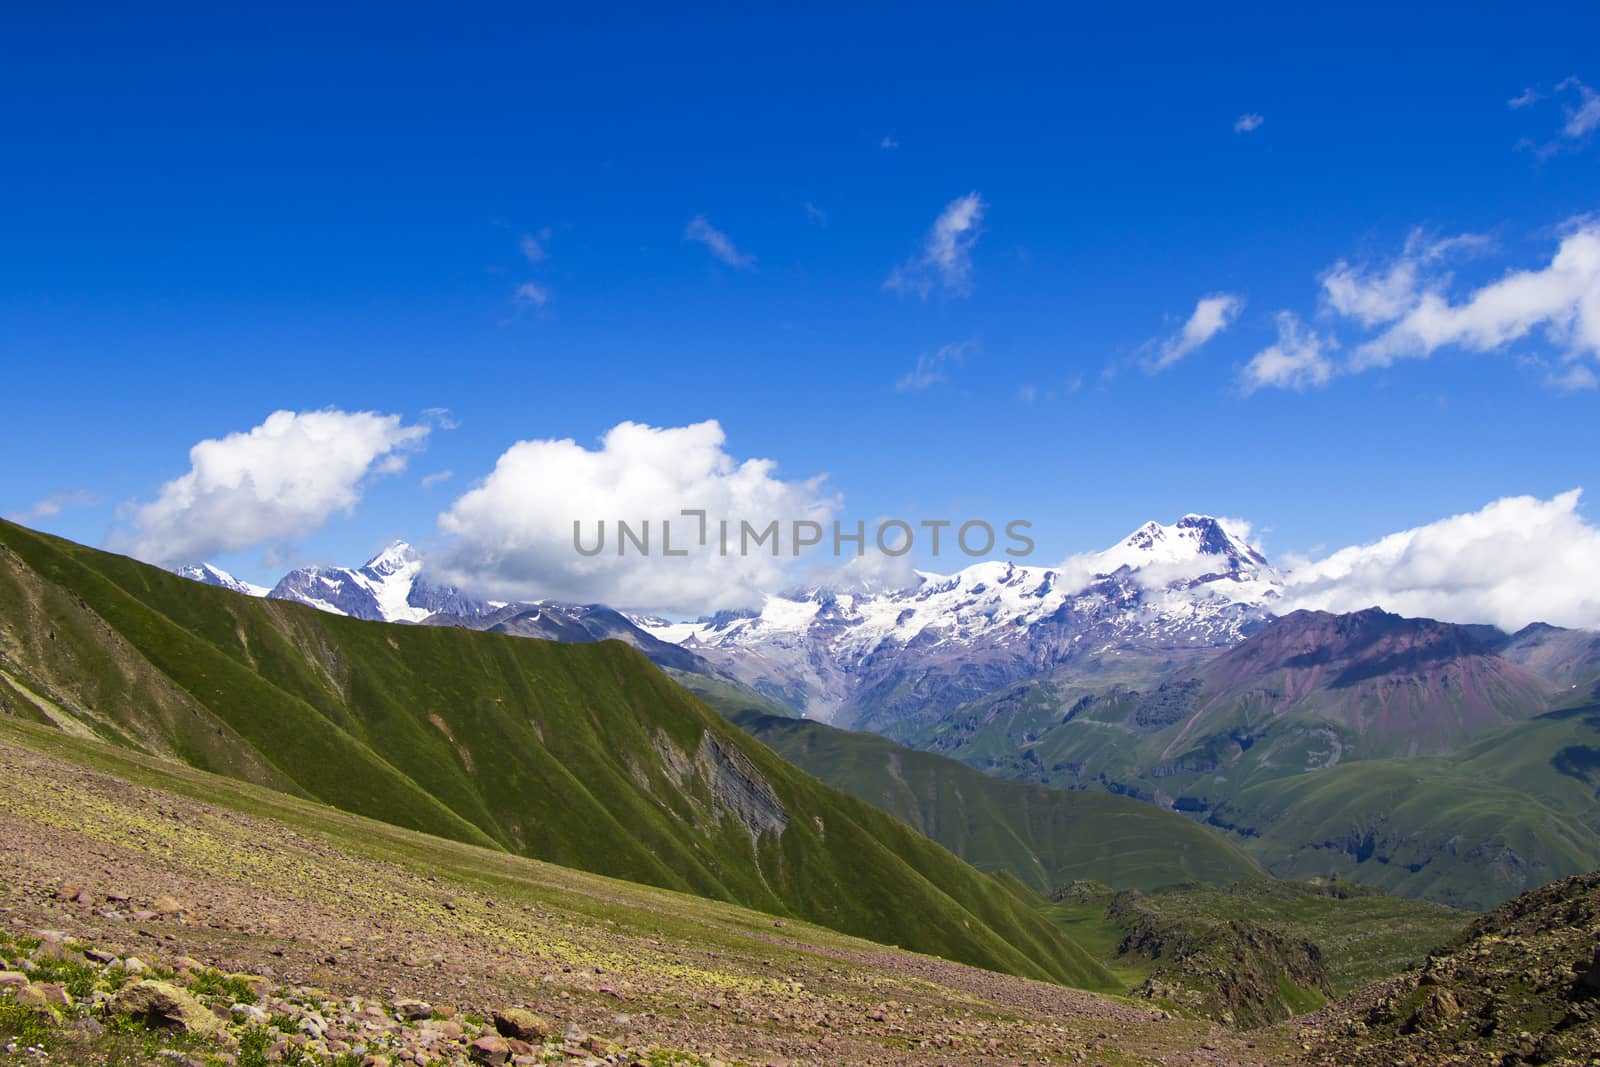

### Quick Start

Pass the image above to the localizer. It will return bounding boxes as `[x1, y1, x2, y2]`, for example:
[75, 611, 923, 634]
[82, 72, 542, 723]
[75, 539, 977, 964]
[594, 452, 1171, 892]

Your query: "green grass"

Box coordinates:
[731, 710, 1262, 893]
[0, 519, 1113, 990]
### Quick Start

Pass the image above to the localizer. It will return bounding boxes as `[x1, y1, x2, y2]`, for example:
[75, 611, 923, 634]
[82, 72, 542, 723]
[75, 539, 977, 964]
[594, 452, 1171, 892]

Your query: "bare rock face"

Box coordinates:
[651, 729, 789, 842]
[110, 980, 226, 1036]
[696, 733, 789, 841]
[1582, 943, 1600, 992]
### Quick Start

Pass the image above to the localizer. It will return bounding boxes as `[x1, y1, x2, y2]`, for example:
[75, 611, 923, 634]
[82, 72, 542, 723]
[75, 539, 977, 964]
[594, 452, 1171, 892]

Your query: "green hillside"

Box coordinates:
[729, 709, 1262, 893]
[0, 519, 1112, 989]
[907, 642, 1600, 909]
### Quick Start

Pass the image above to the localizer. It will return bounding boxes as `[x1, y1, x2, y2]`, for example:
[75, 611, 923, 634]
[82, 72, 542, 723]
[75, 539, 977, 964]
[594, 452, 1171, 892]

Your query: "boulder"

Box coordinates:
[492, 1008, 553, 1042]
[468, 1034, 511, 1065]
[110, 980, 226, 1036]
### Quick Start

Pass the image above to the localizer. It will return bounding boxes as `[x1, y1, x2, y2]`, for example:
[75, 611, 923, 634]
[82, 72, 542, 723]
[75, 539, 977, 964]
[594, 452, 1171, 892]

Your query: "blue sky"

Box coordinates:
[3, 3, 1599, 610]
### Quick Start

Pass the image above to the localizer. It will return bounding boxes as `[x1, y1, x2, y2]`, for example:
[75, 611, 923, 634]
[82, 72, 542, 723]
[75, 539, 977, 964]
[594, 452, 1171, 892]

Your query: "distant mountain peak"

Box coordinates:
[361, 540, 421, 576]
[1096, 514, 1266, 577]
[174, 563, 269, 598]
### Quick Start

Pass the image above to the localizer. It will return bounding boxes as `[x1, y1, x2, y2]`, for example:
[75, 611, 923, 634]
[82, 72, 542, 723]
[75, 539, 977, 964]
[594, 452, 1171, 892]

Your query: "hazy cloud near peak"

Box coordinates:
[1280, 489, 1600, 630]
[7, 489, 99, 524]
[117, 409, 429, 565]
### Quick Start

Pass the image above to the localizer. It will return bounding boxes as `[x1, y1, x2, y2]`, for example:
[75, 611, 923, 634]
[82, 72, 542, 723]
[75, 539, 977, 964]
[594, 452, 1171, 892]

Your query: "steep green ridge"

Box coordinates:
[729, 709, 1262, 893]
[0, 520, 1112, 989]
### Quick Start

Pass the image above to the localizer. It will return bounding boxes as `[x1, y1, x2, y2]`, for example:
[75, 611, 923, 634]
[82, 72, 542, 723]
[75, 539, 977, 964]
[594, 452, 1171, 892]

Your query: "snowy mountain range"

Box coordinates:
[177, 542, 489, 623]
[175, 515, 1286, 729]
[639, 514, 1281, 728]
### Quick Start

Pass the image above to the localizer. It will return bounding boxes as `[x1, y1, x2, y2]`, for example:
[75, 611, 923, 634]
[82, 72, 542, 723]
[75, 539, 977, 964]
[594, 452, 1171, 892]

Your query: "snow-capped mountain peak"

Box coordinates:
[174, 563, 270, 598]
[173, 540, 486, 625]
[1093, 514, 1265, 576]
[361, 540, 422, 578]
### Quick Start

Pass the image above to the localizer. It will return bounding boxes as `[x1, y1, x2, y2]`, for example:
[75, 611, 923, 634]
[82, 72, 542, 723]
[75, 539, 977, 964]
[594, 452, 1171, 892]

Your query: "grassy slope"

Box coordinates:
[729, 709, 1262, 894]
[1, 715, 1302, 1067]
[0, 520, 1113, 989]
[910, 668, 1600, 909]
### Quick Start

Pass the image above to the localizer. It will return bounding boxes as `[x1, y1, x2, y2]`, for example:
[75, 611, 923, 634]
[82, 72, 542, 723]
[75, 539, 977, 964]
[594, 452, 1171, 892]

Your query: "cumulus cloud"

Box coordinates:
[118, 409, 429, 565]
[885, 192, 986, 298]
[1148, 293, 1244, 371]
[7, 489, 99, 524]
[1234, 113, 1264, 133]
[1239, 312, 1334, 393]
[1352, 219, 1600, 371]
[896, 340, 974, 392]
[1280, 489, 1600, 630]
[434, 420, 837, 616]
[684, 216, 755, 269]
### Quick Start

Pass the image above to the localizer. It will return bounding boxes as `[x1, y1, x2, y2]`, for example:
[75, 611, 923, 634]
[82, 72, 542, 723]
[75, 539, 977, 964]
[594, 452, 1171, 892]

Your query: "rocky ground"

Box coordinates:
[0, 723, 1294, 1067]
[1293, 873, 1600, 1067]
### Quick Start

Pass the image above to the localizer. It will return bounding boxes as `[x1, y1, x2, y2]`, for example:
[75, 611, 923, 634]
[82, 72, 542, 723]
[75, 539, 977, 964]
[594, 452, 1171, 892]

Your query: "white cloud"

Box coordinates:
[420, 469, 455, 489]
[1353, 219, 1600, 371]
[1507, 87, 1543, 110]
[1280, 489, 1600, 630]
[684, 216, 755, 269]
[1148, 293, 1244, 371]
[520, 229, 550, 263]
[118, 409, 429, 565]
[7, 489, 99, 524]
[1518, 79, 1600, 156]
[1548, 363, 1599, 391]
[434, 420, 837, 616]
[880, 136, 900, 149]
[896, 340, 974, 392]
[1320, 229, 1489, 328]
[1557, 77, 1600, 139]
[885, 192, 986, 298]
[804, 201, 828, 226]
[514, 282, 549, 307]
[1234, 113, 1264, 133]
[1239, 312, 1334, 393]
